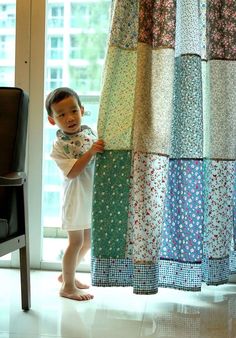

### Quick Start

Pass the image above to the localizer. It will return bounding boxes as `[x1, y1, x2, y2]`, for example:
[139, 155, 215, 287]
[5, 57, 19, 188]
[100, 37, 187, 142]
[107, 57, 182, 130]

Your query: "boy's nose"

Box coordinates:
[67, 113, 75, 121]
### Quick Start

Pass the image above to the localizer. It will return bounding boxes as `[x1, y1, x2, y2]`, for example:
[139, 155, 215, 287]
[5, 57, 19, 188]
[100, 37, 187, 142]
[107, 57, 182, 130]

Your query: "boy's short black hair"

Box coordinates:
[45, 87, 82, 116]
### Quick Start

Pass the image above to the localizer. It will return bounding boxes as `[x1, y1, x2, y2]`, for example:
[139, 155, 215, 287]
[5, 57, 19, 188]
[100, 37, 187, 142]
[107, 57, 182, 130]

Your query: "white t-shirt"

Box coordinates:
[50, 126, 97, 230]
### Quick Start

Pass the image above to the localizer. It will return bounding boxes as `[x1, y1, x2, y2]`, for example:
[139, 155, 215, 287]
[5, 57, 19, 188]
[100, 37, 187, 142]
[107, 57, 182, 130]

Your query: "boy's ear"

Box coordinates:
[80, 106, 84, 116]
[48, 115, 56, 125]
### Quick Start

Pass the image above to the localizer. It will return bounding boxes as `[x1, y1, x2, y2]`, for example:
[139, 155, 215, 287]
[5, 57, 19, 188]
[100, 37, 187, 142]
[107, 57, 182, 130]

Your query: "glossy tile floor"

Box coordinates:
[0, 269, 236, 338]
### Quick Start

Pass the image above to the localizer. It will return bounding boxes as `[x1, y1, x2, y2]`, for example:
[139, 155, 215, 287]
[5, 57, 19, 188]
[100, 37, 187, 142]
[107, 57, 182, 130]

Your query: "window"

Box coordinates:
[47, 3, 64, 28]
[0, 4, 15, 28]
[0, 67, 14, 86]
[70, 35, 83, 59]
[48, 36, 63, 59]
[69, 66, 90, 92]
[0, 35, 14, 59]
[70, 3, 89, 28]
[0, 4, 15, 87]
[46, 67, 63, 91]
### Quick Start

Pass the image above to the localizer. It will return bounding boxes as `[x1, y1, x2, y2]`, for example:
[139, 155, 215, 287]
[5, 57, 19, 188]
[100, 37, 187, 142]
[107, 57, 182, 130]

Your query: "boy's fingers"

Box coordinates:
[96, 140, 104, 145]
[95, 142, 105, 148]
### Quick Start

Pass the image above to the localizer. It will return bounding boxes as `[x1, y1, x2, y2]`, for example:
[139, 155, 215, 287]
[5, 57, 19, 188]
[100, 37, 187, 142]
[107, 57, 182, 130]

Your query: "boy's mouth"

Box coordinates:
[68, 124, 77, 129]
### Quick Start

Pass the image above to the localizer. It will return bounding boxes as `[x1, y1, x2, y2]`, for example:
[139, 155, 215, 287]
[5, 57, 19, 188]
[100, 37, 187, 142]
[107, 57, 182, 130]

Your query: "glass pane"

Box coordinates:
[42, 0, 111, 265]
[0, 0, 16, 262]
[0, 1, 16, 86]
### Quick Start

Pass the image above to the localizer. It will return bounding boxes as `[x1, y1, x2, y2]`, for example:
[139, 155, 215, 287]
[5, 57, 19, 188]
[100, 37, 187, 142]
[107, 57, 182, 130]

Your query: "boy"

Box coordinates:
[46, 87, 104, 301]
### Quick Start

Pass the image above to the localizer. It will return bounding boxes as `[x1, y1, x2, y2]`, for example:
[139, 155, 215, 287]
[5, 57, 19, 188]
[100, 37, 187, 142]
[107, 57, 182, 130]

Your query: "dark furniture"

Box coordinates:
[0, 87, 31, 311]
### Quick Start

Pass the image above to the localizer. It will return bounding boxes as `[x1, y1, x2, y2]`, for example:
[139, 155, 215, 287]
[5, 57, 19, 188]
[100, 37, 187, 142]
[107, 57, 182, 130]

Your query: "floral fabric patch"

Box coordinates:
[110, 0, 139, 49]
[207, 0, 236, 60]
[98, 47, 136, 150]
[203, 61, 236, 159]
[171, 55, 203, 158]
[133, 47, 174, 154]
[203, 160, 235, 258]
[126, 153, 169, 263]
[139, 0, 176, 48]
[175, 0, 202, 57]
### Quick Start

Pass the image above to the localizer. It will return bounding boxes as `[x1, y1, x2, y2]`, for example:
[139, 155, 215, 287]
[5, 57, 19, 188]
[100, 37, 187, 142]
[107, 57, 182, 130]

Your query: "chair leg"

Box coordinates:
[19, 244, 31, 311]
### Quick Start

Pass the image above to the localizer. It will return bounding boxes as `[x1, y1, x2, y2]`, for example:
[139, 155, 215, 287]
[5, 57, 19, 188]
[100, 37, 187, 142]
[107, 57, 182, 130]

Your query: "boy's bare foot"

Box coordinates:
[60, 287, 94, 301]
[58, 274, 90, 289]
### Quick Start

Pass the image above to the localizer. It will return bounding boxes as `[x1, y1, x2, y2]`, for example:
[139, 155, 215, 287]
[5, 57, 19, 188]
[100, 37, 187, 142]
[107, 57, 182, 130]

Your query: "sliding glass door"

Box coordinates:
[0, 0, 16, 263]
[41, 0, 111, 270]
[0, 0, 31, 267]
[0, 0, 111, 269]
[0, 0, 16, 86]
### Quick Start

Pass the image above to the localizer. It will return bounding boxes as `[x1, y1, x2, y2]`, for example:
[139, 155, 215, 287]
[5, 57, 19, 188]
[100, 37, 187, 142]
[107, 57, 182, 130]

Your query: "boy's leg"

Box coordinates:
[74, 228, 91, 288]
[76, 228, 91, 265]
[60, 230, 93, 301]
[58, 229, 91, 289]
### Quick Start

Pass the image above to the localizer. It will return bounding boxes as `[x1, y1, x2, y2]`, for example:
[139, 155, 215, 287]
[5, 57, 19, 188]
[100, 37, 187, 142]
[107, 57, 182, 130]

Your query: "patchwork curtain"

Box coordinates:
[91, 0, 236, 294]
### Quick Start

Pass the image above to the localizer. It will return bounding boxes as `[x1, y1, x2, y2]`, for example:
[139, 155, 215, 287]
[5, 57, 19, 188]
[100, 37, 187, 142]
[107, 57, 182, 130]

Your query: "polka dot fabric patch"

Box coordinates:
[92, 150, 132, 259]
[160, 160, 204, 263]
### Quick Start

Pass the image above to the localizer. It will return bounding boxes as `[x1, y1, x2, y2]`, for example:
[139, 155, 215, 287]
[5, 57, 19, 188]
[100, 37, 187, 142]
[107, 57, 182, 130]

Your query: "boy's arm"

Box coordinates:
[67, 139, 104, 179]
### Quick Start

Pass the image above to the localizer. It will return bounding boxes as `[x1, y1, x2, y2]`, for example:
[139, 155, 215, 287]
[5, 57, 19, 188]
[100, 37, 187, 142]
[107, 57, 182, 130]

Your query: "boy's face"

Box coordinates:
[48, 96, 84, 134]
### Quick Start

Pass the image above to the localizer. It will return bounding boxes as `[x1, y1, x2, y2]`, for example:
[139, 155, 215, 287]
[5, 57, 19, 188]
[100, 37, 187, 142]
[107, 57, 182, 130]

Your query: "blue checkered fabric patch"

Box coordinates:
[230, 251, 236, 273]
[133, 263, 159, 294]
[202, 256, 230, 285]
[91, 257, 133, 287]
[158, 259, 202, 291]
[91, 253, 236, 294]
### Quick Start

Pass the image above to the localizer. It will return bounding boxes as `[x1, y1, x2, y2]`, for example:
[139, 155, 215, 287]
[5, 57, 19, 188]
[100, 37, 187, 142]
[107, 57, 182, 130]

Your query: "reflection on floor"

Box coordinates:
[0, 268, 235, 338]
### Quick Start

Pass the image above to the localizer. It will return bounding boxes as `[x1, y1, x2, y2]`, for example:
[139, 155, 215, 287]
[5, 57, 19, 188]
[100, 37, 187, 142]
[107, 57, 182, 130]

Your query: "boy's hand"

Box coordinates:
[89, 139, 105, 155]
[68, 140, 105, 179]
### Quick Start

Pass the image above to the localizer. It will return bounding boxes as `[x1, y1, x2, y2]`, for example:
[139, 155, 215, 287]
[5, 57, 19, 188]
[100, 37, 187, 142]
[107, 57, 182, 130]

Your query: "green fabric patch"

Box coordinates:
[171, 55, 203, 158]
[92, 150, 131, 259]
[98, 47, 137, 150]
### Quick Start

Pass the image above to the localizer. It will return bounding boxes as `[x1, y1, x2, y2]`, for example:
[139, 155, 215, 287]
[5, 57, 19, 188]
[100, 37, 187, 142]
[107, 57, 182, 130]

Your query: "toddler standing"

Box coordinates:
[45, 87, 104, 301]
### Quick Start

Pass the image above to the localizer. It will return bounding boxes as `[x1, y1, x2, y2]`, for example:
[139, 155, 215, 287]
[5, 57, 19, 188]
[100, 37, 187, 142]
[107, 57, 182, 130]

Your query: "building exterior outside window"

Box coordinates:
[0, 0, 111, 264]
[0, 1, 15, 86]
